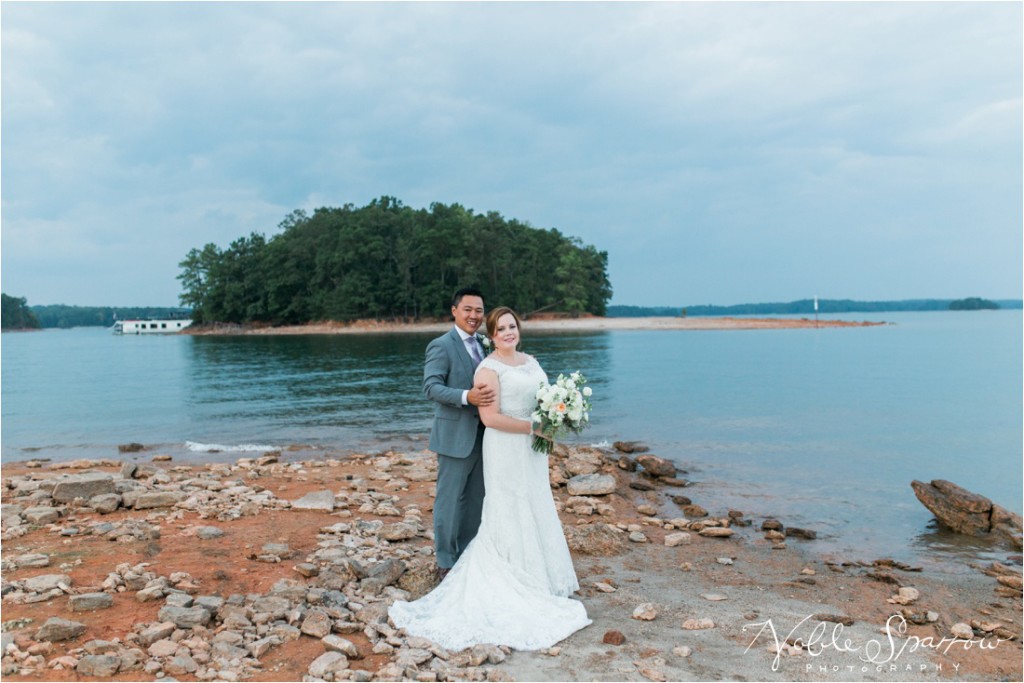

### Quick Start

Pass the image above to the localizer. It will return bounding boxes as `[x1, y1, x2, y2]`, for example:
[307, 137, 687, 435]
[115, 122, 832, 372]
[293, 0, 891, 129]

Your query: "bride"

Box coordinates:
[389, 306, 591, 651]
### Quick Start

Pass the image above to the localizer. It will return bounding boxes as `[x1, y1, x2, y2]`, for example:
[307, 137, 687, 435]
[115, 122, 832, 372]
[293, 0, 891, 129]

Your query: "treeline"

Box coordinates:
[607, 298, 1023, 317]
[1, 294, 41, 330]
[178, 197, 612, 324]
[30, 305, 192, 329]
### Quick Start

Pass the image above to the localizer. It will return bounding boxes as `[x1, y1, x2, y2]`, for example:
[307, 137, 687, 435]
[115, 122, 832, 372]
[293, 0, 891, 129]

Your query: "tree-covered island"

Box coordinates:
[1, 294, 41, 330]
[178, 197, 613, 325]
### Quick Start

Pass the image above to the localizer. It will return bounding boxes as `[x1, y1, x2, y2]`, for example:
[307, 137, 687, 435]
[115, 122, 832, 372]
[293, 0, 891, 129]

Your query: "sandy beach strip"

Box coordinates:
[185, 316, 888, 336]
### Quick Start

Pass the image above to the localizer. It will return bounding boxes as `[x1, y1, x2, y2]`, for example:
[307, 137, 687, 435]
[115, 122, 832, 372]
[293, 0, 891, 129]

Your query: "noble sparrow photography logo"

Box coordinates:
[743, 614, 1008, 674]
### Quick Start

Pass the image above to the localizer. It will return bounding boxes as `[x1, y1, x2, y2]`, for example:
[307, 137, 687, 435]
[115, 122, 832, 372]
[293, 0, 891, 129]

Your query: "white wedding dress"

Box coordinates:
[389, 354, 591, 651]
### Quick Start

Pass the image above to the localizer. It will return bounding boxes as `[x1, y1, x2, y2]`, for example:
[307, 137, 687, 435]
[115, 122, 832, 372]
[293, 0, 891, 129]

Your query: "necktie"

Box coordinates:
[468, 338, 483, 365]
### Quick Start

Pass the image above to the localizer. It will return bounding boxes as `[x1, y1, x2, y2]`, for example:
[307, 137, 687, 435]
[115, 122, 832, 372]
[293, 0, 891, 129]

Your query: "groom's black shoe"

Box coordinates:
[437, 566, 451, 582]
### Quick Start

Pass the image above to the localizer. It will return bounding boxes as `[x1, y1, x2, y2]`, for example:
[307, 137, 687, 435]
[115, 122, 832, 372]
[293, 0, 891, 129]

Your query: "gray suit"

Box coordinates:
[424, 327, 486, 568]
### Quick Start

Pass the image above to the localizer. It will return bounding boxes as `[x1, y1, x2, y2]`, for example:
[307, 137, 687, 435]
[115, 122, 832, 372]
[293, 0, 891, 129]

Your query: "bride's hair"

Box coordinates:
[485, 307, 522, 340]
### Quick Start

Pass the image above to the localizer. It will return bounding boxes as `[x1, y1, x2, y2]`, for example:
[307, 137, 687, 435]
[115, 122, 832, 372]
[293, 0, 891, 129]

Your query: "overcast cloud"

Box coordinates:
[2, 1, 1021, 307]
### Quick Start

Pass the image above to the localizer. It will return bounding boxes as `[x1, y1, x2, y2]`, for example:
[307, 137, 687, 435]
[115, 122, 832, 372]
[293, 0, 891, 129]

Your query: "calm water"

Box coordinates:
[2, 311, 1021, 568]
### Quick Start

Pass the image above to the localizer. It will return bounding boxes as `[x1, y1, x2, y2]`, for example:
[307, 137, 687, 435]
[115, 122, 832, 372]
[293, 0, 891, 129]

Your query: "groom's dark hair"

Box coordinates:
[452, 288, 485, 308]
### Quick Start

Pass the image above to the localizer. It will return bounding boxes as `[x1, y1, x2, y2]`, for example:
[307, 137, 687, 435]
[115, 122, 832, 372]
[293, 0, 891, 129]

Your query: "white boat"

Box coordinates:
[113, 319, 193, 334]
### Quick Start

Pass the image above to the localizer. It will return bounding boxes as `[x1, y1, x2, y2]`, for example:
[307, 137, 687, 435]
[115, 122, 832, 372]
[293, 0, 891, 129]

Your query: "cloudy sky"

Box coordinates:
[2, 2, 1021, 308]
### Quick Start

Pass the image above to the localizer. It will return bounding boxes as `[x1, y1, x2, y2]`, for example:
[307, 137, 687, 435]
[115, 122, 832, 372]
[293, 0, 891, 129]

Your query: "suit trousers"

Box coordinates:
[433, 424, 486, 568]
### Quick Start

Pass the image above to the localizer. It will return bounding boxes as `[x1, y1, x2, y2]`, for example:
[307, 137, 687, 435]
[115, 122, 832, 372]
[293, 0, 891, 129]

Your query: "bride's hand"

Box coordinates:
[531, 427, 552, 441]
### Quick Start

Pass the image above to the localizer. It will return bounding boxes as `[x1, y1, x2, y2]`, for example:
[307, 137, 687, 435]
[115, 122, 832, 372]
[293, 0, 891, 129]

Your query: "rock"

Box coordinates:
[950, 622, 974, 639]
[565, 524, 628, 556]
[716, 557, 734, 565]
[594, 581, 617, 593]
[614, 441, 649, 453]
[785, 527, 817, 540]
[911, 480, 1023, 547]
[380, 522, 418, 541]
[681, 618, 715, 630]
[636, 504, 658, 516]
[665, 532, 691, 547]
[195, 526, 225, 539]
[119, 462, 138, 479]
[133, 491, 181, 509]
[699, 527, 734, 538]
[309, 651, 350, 678]
[294, 562, 319, 578]
[300, 610, 332, 638]
[13, 553, 49, 568]
[89, 493, 121, 514]
[761, 518, 784, 531]
[70, 593, 114, 612]
[157, 605, 211, 628]
[602, 630, 626, 645]
[261, 542, 292, 559]
[52, 473, 115, 502]
[701, 593, 728, 601]
[164, 654, 198, 676]
[35, 617, 86, 642]
[566, 474, 616, 496]
[629, 480, 656, 492]
[22, 506, 61, 524]
[628, 531, 648, 543]
[323, 635, 361, 658]
[635, 455, 676, 478]
[887, 587, 920, 605]
[139, 622, 176, 647]
[813, 614, 855, 626]
[632, 603, 658, 620]
[152, 454, 172, 462]
[76, 654, 120, 677]
[617, 456, 637, 471]
[996, 575, 1023, 591]
[118, 442, 146, 453]
[23, 573, 71, 592]
[638, 667, 668, 682]
[672, 646, 692, 657]
[291, 489, 336, 511]
[682, 505, 708, 518]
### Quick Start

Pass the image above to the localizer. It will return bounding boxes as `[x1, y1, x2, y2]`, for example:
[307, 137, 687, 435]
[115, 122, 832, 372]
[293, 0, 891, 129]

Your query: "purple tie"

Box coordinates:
[468, 338, 483, 365]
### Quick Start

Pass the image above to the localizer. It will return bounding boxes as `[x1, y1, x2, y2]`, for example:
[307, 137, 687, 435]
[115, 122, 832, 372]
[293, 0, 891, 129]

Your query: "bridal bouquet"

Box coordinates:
[531, 371, 593, 454]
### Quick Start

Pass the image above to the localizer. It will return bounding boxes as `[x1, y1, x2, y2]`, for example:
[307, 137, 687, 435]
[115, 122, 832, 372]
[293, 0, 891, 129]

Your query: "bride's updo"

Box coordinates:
[485, 306, 523, 341]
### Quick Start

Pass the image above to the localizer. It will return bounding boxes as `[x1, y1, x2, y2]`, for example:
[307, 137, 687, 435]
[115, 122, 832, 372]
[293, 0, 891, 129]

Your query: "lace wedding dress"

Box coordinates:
[389, 354, 591, 651]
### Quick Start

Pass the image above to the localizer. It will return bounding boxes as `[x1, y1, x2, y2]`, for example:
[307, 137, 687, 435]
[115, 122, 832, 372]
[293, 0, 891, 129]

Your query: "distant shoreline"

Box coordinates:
[183, 315, 888, 336]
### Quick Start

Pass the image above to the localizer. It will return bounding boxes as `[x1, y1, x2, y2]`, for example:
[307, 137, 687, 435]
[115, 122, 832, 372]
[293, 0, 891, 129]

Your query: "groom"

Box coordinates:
[423, 288, 495, 581]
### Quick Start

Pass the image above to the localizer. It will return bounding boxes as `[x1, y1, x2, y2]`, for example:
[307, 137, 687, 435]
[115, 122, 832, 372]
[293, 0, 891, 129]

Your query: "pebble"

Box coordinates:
[593, 582, 617, 593]
[632, 603, 658, 621]
[672, 646, 692, 657]
[701, 593, 727, 601]
[950, 623, 974, 639]
[628, 531, 648, 543]
[681, 618, 715, 630]
[716, 557, 734, 565]
[602, 630, 626, 645]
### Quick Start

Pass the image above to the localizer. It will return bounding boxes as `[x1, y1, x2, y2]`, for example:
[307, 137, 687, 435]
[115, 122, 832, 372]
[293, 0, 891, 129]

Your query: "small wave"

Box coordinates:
[590, 439, 614, 449]
[184, 441, 276, 453]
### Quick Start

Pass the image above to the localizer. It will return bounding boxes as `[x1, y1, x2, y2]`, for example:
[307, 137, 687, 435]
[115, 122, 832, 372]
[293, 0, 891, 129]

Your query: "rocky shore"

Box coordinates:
[1, 443, 1020, 682]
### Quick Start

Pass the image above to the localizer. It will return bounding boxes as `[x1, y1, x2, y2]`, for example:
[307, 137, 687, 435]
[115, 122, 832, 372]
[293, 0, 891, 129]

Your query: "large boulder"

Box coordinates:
[51, 473, 115, 503]
[911, 479, 1023, 548]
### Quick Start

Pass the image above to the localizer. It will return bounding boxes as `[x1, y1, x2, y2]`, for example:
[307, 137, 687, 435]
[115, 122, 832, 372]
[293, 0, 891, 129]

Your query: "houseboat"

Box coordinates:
[112, 319, 193, 335]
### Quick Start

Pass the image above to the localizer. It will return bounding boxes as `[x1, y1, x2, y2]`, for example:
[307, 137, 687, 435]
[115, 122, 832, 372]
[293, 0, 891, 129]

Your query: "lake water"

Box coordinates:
[2, 311, 1021, 569]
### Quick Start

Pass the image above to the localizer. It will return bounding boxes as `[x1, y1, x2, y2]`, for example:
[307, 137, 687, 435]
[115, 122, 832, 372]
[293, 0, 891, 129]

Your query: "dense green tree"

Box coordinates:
[177, 197, 613, 324]
[1, 294, 41, 330]
[949, 297, 999, 311]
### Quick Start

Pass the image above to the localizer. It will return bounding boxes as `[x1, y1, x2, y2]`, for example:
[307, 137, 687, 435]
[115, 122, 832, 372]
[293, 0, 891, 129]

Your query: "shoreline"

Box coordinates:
[183, 316, 888, 336]
[1, 443, 1020, 682]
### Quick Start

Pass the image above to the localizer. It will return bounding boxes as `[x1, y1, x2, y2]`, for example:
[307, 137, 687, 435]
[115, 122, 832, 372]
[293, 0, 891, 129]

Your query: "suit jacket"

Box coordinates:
[424, 328, 482, 458]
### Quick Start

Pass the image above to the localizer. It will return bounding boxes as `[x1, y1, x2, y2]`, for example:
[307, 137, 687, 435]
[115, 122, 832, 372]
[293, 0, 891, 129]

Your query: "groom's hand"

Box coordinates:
[467, 383, 495, 407]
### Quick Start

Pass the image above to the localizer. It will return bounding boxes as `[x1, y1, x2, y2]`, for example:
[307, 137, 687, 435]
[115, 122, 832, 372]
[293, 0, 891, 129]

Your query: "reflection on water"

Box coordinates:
[183, 331, 615, 451]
